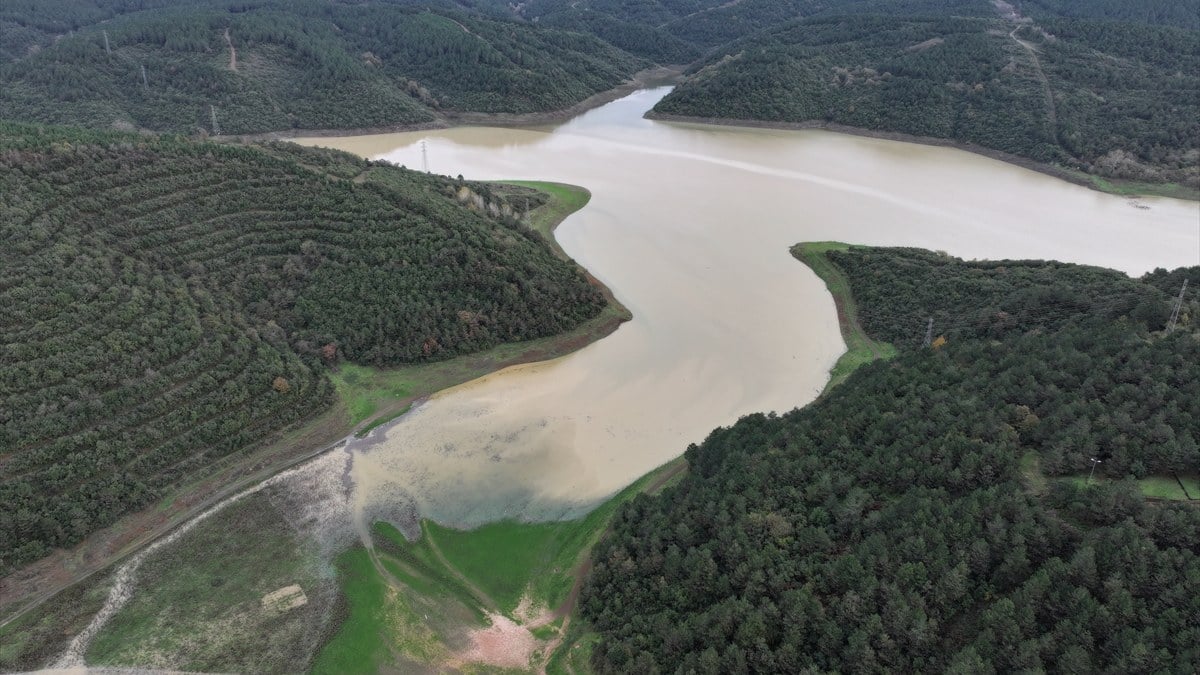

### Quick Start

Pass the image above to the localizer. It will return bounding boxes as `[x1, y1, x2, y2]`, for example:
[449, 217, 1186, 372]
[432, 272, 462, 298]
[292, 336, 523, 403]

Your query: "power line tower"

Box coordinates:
[141, 64, 148, 89]
[420, 140, 429, 173]
[103, 30, 111, 55]
[210, 105, 220, 136]
[1167, 278, 1188, 332]
[923, 317, 934, 348]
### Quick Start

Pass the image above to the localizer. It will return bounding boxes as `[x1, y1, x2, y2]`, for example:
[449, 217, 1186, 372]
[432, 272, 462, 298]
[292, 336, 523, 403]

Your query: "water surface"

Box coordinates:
[297, 87, 1200, 527]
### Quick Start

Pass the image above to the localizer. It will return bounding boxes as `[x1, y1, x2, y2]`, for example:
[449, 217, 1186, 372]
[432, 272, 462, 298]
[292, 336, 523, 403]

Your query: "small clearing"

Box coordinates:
[261, 584, 307, 615]
[450, 612, 539, 670]
[1009, 27, 1057, 128]
[224, 27, 237, 71]
[993, 0, 1058, 131]
[905, 37, 944, 53]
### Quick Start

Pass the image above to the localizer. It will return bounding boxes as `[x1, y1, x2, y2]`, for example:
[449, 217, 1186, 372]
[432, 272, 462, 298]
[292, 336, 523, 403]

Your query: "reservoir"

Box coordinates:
[296, 86, 1200, 529]
[50, 87, 1200, 668]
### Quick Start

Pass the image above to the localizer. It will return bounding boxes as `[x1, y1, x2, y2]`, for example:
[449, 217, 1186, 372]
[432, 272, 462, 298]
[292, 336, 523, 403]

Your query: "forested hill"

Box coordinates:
[653, 14, 1200, 192]
[582, 247, 1199, 673]
[515, 0, 996, 57]
[512, 0, 1199, 60]
[0, 123, 605, 572]
[0, 0, 645, 134]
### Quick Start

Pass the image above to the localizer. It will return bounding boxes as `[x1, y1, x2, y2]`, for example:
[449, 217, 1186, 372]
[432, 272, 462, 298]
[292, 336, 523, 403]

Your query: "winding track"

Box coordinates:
[1009, 27, 1058, 130]
[993, 0, 1058, 135]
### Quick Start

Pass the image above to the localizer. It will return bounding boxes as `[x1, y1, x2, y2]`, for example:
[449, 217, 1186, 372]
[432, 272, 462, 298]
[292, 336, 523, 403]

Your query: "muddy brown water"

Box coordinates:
[295, 87, 1199, 529]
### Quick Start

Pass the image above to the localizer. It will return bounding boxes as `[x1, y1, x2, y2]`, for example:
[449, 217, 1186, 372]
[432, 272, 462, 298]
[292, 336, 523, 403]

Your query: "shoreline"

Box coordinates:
[0, 182, 630, 635]
[646, 111, 1200, 202]
[790, 242, 897, 394]
[233, 66, 684, 142]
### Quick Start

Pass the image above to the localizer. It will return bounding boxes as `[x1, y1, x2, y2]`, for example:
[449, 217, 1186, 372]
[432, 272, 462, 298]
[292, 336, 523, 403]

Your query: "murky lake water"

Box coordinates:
[57, 88, 1200, 663]
[296, 87, 1199, 528]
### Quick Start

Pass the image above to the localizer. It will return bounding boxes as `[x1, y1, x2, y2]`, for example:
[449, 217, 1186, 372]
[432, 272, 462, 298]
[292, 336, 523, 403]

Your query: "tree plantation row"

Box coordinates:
[0, 123, 605, 573]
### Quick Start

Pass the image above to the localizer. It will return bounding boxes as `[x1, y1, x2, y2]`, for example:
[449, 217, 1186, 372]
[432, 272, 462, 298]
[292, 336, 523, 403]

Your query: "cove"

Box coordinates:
[296, 87, 1200, 530]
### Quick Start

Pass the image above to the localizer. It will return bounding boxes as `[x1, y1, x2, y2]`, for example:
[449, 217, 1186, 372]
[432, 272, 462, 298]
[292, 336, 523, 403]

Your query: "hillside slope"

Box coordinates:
[515, 0, 995, 56]
[0, 0, 645, 134]
[582, 248, 1199, 672]
[653, 14, 1200, 191]
[0, 123, 605, 574]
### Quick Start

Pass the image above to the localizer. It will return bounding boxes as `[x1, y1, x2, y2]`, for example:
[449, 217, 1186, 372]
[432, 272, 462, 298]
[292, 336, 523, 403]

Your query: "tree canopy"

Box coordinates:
[0, 0, 645, 134]
[0, 123, 604, 572]
[582, 247, 1199, 673]
[654, 14, 1200, 188]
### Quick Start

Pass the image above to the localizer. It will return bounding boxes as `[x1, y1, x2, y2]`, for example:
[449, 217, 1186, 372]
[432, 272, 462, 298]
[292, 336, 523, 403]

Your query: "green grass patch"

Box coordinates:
[355, 404, 411, 438]
[372, 522, 489, 622]
[546, 625, 601, 675]
[1137, 476, 1190, 500]
[309, 447, 683, 672]
[1059, 473, 1198, 501]
[329, 363, 416, 426]
[423, 458, 685, 616]
[1178, 475, 1200, 499]
[502, 181, 592, 250]
[1020, 451, 1049, 495]
[792, 242, 897, 391]
[311, 530, 461, 674]
[426, 520, 571, 614]
[310, 548, 395, 675]
[1072, 170, 1200, 201]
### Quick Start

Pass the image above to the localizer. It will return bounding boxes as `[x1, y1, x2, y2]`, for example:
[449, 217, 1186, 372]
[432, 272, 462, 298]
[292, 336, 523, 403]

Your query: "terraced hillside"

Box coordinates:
[0, 0, 645, 134]
[0, 123, 606, 573]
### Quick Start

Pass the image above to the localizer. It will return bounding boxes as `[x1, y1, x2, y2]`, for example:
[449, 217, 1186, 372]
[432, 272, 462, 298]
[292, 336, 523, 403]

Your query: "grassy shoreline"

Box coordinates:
[0, 181, 630, 639]
[312, 456, 687, 673]
[791, 242, 897, 392]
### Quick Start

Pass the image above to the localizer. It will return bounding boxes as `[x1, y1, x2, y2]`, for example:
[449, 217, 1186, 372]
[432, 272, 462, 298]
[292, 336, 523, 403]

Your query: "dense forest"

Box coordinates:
[653, 14, 1200, 188]
[0, 123, 604, 573]
[583, 248, 1199, 673]
[516, 0, 996, 54]
[0, 0, 644, 134]
[1021, 0, 1200, 30]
